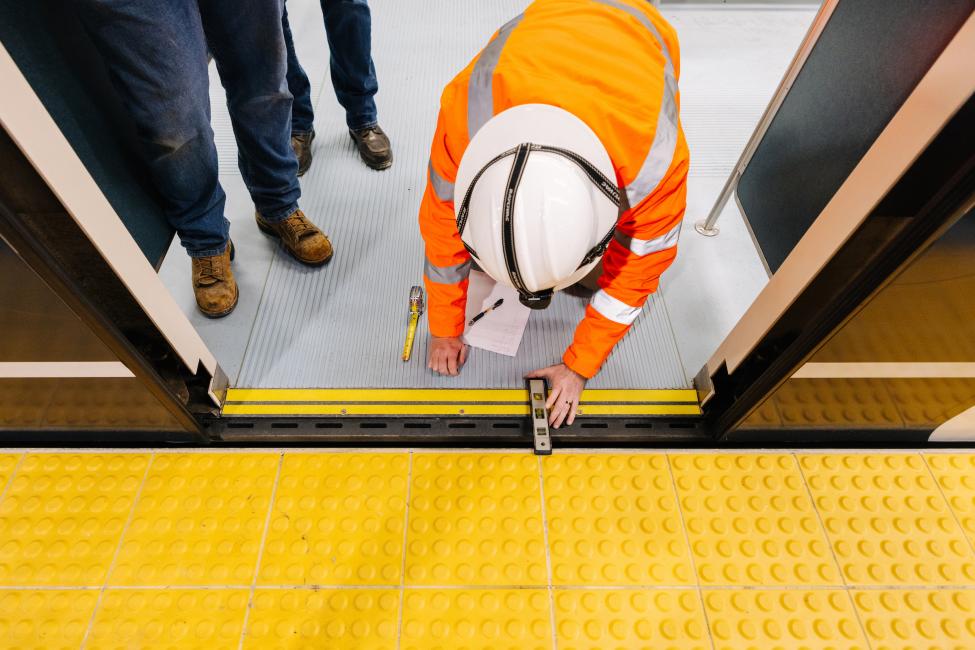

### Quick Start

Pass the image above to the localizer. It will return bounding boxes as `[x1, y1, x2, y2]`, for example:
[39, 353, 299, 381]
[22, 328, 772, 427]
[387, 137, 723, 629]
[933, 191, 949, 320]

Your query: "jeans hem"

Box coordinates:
[291, 127, 315, 137]
[348, 118, 379, 132]
[186, 244, 228, 258]
[260, 202, 300, 223]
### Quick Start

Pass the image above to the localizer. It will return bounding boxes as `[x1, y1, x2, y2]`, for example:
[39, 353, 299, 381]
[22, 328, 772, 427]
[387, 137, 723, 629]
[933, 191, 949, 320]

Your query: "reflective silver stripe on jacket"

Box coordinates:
[594, 0, 680, 209]
[614, 222, 680, 256]
[591, 289, 642, 326]
[428, 160, 454, 202]
[467, 13, 525, 139]
[424, 258, 471, 284]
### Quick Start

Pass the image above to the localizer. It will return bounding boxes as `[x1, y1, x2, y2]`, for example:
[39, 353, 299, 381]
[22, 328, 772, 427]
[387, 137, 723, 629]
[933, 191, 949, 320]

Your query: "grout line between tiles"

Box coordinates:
[792, 453, 847, 584]
[237, 451, 285, 650]
[665, 454, 716, 650]
[79, 452, 155, 650]
[793, 453, 873, 650]
[396, 451, 413, 650]
[921, 452, 975, 560]
[537, 456, 558, 650]
[0, 451, 26, 508]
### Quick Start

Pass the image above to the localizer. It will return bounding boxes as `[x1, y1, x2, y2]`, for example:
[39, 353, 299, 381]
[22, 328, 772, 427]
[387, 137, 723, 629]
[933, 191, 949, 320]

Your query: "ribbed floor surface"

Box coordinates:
[235, 0, 688, 389]
[4, 449, 975, 648]
[158, 0, 817, 389]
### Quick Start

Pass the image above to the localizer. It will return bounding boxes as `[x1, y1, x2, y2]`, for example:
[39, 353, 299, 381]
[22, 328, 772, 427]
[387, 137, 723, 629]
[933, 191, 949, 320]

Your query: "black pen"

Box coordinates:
[468, 298, 504, 326]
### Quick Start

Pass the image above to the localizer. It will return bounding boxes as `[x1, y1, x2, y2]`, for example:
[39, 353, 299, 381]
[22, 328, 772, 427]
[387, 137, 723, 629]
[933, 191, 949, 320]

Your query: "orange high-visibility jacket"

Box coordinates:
[420, 0, 688, 378]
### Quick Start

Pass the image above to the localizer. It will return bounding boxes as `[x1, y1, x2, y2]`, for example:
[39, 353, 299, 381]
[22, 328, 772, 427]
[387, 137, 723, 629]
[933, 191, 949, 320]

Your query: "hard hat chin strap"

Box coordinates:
[457, 142, 621, 307]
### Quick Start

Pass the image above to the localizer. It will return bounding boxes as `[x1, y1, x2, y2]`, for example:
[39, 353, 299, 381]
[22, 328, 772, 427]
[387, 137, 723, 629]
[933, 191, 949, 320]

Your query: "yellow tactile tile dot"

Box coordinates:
[542, 454, 693, 585]
[704, 589, 869, 650]
[86, 588, 249, 649]
[671, 454, 840, 585]
[0, 589, 99, 650]
[554, 589, 709, 650]
[405, 453, 546, 586]
[0, 452, 148, 586]
[401, 588, 552, 650]
[109, 453, 279, 586]
[800, 453, 975, 585]
[924, 454, 975, 546]
[853, 589, 975, 650]
[242, 588, 399, 649]
[0, 452, 21, 491]
[258, 453, 408, 586]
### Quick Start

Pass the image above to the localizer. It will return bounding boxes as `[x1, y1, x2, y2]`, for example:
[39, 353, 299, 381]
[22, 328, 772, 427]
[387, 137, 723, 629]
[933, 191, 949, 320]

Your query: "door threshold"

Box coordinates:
[221, 388, 701, 417]
[213, 387, 706, 446]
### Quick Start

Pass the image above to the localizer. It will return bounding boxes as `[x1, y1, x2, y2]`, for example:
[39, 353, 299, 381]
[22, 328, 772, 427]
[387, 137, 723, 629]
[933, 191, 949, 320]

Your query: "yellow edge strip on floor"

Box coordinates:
[227, 388, 699, 404]
[221, 403, 702, 416]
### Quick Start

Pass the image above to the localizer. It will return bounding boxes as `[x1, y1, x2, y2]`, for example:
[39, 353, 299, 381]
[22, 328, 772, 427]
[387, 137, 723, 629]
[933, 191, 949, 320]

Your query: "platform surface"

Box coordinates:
[3, 449, 975, 649]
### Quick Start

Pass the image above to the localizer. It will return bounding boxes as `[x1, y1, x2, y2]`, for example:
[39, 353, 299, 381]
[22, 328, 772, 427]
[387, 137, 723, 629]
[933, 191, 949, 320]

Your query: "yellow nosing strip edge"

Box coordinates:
[223, 388, 701, 417]
[228, 388, 697, 403]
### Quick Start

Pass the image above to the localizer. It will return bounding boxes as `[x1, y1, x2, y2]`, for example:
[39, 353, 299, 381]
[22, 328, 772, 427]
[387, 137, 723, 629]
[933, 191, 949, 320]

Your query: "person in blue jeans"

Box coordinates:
[282, 0, 393, 175]
[74, 0, 334, 318]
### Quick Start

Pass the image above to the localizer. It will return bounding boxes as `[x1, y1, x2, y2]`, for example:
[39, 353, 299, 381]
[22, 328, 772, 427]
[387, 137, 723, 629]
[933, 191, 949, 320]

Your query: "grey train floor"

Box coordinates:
[158, 0, 816, 389]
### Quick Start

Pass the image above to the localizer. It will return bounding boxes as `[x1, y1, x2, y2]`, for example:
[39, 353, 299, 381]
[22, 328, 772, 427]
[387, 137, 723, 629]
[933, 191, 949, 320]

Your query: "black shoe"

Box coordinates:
[349, 125, 393, 170]
[291, 130, 315, 177]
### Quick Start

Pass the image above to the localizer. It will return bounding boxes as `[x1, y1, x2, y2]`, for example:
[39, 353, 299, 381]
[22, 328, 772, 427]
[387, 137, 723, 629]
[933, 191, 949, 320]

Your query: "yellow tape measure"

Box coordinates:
[402, 286, 424, 362]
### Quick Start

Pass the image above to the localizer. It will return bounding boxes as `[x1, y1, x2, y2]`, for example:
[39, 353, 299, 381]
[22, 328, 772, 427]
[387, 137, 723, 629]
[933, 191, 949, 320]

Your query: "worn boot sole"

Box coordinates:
[349, 132, 393, 171]
[197, 283, 239, 319]
[256, 219, 333, 267]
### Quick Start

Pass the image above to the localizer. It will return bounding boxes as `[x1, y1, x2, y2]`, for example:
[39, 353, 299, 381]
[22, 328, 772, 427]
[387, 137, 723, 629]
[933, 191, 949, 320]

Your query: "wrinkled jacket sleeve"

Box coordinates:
[563, 135, 689, 378]
[419, 91, 470, 338]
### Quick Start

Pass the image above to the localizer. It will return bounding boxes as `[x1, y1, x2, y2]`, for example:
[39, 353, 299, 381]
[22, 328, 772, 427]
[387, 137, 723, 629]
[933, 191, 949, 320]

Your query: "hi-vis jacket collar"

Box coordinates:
[456, 142, 621, 309]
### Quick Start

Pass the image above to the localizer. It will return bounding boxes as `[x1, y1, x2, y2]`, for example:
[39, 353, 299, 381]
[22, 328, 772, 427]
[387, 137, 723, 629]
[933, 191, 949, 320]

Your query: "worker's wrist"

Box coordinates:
[562, 347, 598, 380]
[429, 321, 465, 339]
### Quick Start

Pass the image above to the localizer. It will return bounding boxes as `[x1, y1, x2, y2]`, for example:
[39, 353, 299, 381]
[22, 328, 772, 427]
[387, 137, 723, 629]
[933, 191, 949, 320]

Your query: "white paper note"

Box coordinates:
[462, 271, 531, 357]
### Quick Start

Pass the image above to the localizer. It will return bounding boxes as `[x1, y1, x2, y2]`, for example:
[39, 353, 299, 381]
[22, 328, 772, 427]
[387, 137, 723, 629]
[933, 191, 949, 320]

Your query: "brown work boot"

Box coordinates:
[291, 130, 315, 176]
[191, 242, 238, 318]
[349, 125, 393, 170]
[255, 209, 333, 266]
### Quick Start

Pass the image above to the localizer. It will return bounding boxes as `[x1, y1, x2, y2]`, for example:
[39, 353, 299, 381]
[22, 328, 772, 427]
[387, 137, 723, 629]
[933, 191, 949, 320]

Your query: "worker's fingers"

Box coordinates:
[432, 350, 447, 375]
[459, 344, 469, 367]
[524, 366, 554, 380]
[566, 400, 578, 426]
[446, 349, 459, 376]
[551, 401, 569, 429]
[545, 384, 563, 411]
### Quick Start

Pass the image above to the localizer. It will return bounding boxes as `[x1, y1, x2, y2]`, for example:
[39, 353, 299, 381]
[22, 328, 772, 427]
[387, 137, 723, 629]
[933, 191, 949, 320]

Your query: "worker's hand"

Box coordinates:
[525, 363, 587, 429]
[428, 336, 468, 376]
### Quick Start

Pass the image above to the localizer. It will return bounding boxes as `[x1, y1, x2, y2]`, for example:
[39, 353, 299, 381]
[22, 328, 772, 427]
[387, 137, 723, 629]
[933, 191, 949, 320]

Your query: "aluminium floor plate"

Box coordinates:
[237, 0, 687, 390]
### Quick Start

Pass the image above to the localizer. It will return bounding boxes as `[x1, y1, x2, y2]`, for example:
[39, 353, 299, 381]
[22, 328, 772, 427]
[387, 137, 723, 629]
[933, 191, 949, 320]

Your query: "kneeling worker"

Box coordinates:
[419, 0, 688, 427]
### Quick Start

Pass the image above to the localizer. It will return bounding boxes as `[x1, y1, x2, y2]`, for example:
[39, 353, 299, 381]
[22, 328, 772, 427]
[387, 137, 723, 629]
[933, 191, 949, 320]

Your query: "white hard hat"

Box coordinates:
[455, 104, 620, 309]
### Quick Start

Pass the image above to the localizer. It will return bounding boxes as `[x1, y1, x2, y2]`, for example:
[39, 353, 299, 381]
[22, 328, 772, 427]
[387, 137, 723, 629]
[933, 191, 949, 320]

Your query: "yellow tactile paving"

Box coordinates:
[0, 453, 148, 586]
[401, 588, 552, 650]
[86, 588, 249, 650]
[704, 589, 869, 650]
[0, 589, 99, 650]
[8, 450, 975, 648]
[800, 453, 975, 585]
[542, 454, 693, 585]
[242, 588, 399, 649]
[853, 590, 975, 650]
[405, 453, 547, 586]
[671, 453, 840, 585]
[109, 453, 279, 586]
[0, 452, 21, 494]
[554, 589, 709, 650]
[258, 453, 409, 585]
[924, 454, 975, 547]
